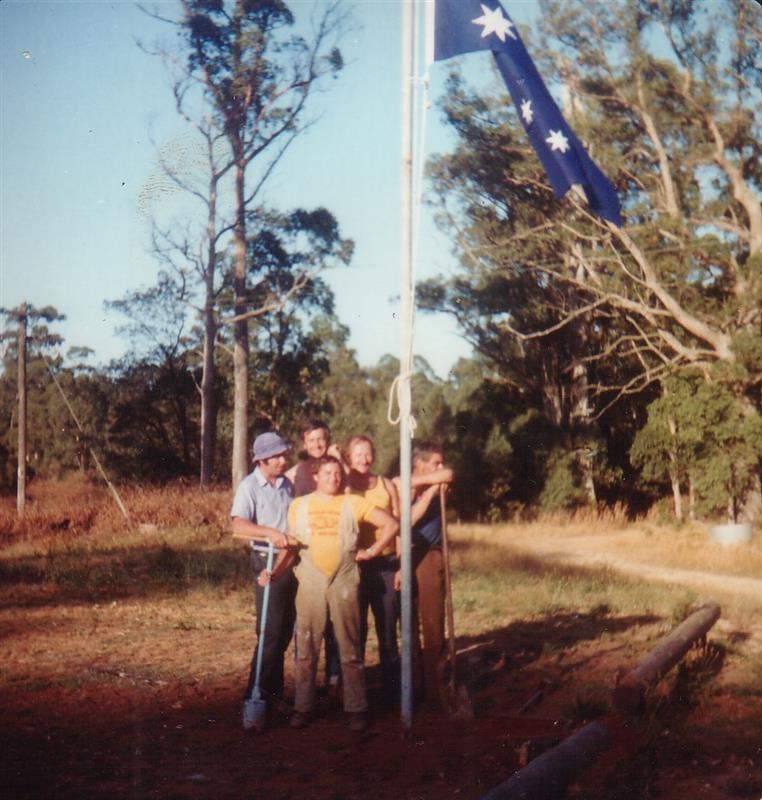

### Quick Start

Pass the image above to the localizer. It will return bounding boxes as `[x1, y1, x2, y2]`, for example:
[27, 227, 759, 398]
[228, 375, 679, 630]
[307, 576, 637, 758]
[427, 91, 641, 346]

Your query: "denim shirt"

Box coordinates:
[230, 466, 294, 537]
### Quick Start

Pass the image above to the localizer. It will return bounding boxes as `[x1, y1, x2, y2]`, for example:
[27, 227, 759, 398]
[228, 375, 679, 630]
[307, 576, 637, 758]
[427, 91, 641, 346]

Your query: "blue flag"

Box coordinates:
[432, 0, 621, 226]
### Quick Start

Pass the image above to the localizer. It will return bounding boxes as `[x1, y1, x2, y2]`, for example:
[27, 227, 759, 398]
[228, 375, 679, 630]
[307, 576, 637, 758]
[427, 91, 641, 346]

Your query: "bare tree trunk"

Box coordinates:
[688, 479, 696, 521]
[667, 416, 682, 521]
[231, 154, 249, 489]
[670, 469, 683, 522]
[16, 302, 27, 519]
[199, 168, 219, 488]
[579, 450, 597, 505]
[199, 304, 217, 487]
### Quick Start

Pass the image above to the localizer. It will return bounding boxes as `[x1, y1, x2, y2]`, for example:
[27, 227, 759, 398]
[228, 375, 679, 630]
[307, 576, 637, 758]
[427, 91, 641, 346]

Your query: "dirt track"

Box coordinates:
[508, 529, 762, 601]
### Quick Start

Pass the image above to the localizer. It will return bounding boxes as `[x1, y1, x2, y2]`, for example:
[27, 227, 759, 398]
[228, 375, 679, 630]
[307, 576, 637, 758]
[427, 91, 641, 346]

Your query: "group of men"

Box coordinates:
[230, 419, 452, 732]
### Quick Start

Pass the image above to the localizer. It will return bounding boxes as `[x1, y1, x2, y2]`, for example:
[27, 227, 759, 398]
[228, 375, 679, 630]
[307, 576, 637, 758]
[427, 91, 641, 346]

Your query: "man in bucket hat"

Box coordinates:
[231, 431, 297, 730]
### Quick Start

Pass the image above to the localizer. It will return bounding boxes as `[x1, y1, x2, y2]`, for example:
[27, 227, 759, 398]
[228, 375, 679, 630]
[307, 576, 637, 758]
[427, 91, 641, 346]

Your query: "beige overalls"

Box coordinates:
[292, 496, 368, 714]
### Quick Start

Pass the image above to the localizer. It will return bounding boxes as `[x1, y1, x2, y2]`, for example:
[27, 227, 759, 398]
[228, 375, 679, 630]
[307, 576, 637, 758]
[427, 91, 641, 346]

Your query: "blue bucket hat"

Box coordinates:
[252, 432, 291, 461]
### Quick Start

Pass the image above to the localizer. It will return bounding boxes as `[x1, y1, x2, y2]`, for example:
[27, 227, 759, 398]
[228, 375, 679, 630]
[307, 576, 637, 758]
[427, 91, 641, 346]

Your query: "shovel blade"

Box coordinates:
[243, 698, 267, 731]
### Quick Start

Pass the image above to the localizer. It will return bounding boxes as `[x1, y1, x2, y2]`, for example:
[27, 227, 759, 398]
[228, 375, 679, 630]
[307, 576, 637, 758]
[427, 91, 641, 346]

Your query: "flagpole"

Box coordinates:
[399, 0, 415, 733]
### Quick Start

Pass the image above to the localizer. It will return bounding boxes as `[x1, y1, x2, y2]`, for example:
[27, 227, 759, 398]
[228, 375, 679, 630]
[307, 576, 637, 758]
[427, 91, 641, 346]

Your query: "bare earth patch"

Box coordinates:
[3, 517, 762, 799]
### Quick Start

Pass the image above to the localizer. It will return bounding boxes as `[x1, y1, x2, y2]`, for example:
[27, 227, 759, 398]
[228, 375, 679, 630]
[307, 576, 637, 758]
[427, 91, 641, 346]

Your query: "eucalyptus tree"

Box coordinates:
[156, 0, 348, 487]
[422, 0, 761, 506]
[632, 372, 762, 522]
[243, 206, 353, 433]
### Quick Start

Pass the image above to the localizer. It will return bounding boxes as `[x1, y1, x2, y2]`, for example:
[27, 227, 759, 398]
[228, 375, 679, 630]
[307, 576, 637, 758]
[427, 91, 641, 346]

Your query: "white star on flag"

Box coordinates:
[546, 129, 570, 153]
[520, 99, 533, 125]
[471, 4, 517, 42]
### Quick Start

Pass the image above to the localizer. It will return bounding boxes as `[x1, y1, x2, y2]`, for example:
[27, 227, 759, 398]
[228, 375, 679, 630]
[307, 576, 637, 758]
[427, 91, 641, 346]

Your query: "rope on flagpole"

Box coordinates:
[388, 0, 430, 439]
[387, 374, 419, 437]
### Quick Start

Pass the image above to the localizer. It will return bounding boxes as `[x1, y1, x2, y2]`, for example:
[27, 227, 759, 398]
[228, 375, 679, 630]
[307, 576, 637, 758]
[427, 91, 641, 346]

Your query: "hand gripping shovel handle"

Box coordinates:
[251, 540, 275, 702]
[439, 487, 457, 693]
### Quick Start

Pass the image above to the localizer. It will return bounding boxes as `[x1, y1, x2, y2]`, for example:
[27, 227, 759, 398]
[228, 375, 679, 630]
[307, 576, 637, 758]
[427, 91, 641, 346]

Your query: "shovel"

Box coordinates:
[440, 487, 474, 720]
[243, 540, 275, 731]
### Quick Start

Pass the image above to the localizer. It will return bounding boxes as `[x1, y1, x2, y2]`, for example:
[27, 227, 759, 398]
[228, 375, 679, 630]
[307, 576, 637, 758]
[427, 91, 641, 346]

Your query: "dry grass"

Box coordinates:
[0, 475, 231, 541]
[452, 519, 762, 580]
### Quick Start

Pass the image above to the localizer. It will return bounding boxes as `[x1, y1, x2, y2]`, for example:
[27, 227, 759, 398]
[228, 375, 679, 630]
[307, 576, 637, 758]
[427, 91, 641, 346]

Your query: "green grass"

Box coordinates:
[0, 524, 250, 603]
[450, 536, 697, 627]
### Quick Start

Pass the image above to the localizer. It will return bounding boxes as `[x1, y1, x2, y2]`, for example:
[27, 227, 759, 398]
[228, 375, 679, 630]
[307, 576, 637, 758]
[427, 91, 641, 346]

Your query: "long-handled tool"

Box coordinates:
[439, 487, 474, 720]
[243, 540, 275, 731]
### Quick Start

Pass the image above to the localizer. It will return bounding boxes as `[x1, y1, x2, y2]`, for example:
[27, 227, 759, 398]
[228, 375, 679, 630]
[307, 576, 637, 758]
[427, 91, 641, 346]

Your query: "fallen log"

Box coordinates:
[481, 721, 612, 800]
[613, 601, 721, 714]
[481, 601, 722, 799]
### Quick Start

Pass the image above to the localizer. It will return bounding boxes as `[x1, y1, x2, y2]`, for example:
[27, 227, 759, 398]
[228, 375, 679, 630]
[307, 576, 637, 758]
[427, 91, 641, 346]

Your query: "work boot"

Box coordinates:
[348, 711, 369, 732]
[289, 711, 311, 729]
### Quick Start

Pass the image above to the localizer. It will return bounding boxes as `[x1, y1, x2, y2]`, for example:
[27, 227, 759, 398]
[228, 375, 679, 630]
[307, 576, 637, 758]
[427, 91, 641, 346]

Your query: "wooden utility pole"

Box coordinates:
[17, 301, 27, 519]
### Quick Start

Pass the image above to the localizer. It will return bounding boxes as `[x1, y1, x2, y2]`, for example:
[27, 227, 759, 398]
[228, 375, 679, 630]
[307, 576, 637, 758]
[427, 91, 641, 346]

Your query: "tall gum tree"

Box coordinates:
[142, 0, 346, 486]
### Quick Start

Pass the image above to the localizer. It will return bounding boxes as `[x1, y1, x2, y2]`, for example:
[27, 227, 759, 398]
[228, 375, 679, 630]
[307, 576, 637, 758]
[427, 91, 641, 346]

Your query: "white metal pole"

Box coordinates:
[399, 0, 415, 733]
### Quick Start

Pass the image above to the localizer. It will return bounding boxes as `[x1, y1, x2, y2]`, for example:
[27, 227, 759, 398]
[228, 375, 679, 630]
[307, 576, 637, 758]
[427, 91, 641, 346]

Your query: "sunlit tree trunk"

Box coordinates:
[199, 167, 220, 488]
[231, 154, 249, 489]
[16, 301, 27, 519]
[667, 416, 683, 521]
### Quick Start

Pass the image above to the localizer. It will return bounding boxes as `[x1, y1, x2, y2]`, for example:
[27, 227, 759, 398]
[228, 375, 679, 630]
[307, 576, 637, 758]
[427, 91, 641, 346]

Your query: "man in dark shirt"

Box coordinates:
[406, 442, 453, 709]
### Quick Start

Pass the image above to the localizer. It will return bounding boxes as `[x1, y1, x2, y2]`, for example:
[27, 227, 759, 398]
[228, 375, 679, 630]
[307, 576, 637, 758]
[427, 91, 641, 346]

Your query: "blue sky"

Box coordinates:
[1, 0, 540, 378]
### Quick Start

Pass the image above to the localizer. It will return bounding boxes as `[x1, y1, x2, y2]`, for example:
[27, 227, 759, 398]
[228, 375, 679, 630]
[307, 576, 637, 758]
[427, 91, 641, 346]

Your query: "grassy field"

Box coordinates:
[2, 479, 762, 798]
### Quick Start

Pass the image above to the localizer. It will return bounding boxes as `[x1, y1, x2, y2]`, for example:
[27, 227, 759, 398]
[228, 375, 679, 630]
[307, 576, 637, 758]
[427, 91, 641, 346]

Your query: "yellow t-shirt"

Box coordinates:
[350, 477, 395, 555]
[288, 493, 376, 577]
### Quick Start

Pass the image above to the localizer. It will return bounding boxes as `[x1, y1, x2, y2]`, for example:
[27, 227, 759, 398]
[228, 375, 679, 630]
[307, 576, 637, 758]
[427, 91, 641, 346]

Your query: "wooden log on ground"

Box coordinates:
[481, 720, 612, 800]
[613, 601, 721, 714]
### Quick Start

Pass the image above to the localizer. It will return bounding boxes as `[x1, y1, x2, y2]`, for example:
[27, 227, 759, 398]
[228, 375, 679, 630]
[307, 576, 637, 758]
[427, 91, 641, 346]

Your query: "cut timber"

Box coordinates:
[613, 601, 721, 714]
[481, 721, 612, 800]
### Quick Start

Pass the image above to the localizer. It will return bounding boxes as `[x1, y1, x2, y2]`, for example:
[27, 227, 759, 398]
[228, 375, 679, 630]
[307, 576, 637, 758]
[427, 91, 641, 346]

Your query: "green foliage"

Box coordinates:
[631, 373, 762, 521]
[243, 206, 353, 435]
[539, 449, 589, 512]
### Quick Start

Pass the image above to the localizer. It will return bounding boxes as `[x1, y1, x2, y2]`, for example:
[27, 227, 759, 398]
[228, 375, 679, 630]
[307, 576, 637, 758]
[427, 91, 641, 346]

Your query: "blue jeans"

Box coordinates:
[359, 554, 400, 698]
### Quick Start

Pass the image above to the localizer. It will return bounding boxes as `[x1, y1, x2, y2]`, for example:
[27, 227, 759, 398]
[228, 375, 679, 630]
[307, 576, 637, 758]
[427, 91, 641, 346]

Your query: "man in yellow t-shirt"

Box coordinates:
[275, 455, 398, 732]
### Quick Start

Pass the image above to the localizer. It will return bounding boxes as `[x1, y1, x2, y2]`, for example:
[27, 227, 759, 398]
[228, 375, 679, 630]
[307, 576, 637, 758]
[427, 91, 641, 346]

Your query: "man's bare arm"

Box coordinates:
[356, 508, 399, 561]
[259, 547, 299, 585]
[383, 476, 401, 519]
[411, 468, 453, 488]
[231, 517, 296, 548]
[410, 484, 440, 526]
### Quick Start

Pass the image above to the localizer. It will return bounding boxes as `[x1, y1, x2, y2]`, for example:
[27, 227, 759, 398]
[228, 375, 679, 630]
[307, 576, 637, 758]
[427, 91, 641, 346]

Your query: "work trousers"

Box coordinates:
[293, 561, 367, 714]
[415, 547, 446, 707]
[359, 555, 400, 698]
[245, 549, 297, 702]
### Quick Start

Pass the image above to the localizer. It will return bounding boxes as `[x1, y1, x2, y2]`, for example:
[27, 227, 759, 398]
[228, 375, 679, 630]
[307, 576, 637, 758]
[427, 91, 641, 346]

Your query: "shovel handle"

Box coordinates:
[439, 487, 457, 691]
[251, 540, 275, 700]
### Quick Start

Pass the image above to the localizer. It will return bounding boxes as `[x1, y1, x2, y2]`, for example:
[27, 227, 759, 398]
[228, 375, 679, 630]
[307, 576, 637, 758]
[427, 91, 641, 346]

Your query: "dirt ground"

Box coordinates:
[3, 528, 762, 800]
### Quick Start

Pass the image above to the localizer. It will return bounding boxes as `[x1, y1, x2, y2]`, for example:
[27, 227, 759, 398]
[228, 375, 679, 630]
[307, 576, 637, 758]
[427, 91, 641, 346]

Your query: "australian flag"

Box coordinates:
[431, 0, 621, 226]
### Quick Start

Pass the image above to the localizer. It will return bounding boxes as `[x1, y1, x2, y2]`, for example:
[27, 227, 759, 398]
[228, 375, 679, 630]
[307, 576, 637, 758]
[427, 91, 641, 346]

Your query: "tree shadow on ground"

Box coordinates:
[0, 541, 251, 610]
[459, 607, 662, 673]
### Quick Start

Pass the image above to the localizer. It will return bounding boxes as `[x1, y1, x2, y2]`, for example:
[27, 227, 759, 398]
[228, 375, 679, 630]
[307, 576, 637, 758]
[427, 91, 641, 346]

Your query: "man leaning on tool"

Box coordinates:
[231, 431, 298, 730]
[398, 441, 453, 710]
